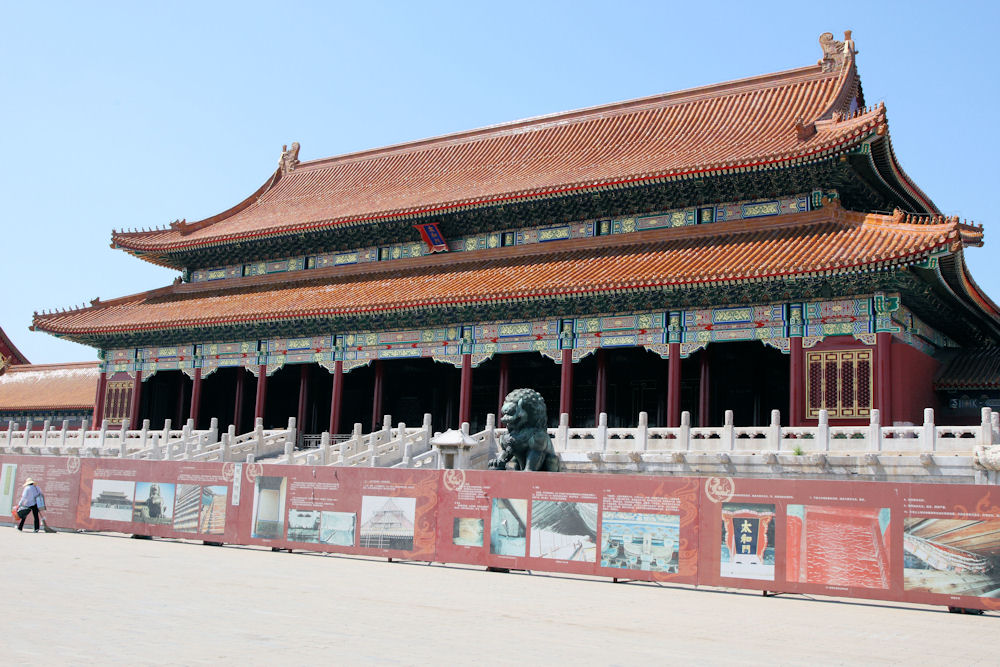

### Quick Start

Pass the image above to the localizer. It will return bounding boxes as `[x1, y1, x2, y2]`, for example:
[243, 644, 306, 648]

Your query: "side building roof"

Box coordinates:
[0, 362, 99, 413]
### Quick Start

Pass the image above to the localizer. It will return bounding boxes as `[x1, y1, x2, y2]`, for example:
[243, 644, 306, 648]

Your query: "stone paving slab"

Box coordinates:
[1, 526, 995, 665]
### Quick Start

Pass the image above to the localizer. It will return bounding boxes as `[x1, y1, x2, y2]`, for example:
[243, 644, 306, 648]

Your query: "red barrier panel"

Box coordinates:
[3, 455, 1000, 612]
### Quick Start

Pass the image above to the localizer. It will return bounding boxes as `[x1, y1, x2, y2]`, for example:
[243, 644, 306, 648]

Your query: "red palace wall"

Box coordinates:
[891, 340, 941, 425]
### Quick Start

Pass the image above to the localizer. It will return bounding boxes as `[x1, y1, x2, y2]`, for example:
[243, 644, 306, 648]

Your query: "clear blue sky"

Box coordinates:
[2, 1, 997, 364]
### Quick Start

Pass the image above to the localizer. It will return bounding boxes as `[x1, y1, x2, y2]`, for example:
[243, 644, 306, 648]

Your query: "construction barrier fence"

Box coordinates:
[2, 455, 998, 611]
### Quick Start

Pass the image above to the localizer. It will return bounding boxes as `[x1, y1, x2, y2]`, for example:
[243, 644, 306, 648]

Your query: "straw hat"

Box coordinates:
[23, 478, 34, 486]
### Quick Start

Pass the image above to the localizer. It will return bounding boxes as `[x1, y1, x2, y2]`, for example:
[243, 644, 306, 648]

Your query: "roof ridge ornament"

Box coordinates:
[818, 30, 856, 73]
[280, 142, 301, 175]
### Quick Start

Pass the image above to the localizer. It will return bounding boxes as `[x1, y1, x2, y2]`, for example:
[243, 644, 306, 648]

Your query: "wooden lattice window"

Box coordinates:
[805, 350, 872, 418]
[103, 380, 133, 425]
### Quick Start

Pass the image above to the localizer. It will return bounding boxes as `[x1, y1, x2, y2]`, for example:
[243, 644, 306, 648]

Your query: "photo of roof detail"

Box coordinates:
[904, 518, 1000, 597]
[490, 498, 527, 557]
[359, 496, 415, 551]
[530, 501, 598, 562]
[320, 512, 356, 547]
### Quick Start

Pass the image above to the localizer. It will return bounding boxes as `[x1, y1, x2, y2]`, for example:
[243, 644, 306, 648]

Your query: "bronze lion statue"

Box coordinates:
[488, 388, 560, 472]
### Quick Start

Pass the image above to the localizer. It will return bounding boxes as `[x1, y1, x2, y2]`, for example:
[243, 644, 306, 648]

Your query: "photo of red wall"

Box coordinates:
[786, 505, 891, 589]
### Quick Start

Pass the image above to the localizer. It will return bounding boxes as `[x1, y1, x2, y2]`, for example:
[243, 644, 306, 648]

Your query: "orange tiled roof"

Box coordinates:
[113, 35, 930, 256]
[0, 362, 98, 412]
[36, 207, 968, 338]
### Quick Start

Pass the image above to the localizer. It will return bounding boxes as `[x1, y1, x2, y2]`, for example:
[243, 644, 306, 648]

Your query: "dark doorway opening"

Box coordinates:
[139, 370, 192, 430]
[709, 341, 789, 426]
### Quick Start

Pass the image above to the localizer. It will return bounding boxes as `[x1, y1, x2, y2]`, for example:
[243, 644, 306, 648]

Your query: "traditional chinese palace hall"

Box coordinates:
[29, 31, 1000, 437]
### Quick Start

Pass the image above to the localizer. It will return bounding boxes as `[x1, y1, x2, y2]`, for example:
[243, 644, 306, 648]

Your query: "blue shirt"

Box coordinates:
[18, 484, 41, 508]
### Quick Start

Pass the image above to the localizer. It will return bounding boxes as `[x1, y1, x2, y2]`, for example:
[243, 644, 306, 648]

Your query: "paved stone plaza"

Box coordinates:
[2, 526, 995, 664]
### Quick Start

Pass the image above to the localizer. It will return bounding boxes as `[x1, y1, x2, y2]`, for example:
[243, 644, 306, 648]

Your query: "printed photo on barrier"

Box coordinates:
[903, 517, 1000, 596]
[200, 486, 227, 535]
[133, 482, 175, 525]
[90, 479, 136, 522]
[320, 511, 356, 546]
[601, 512, 680, 573]
[288, 509, 322, 543]
[490, 498, 527, 556]
[786, 504, 891, 590]
[453, 517, 484, 547]
[720, 503, 775, 581]
[359, 495, 415, 550]
[530, 500, 597, 562]
[174, 485, 202, 533]
[251, 476, 287, 540]
[0, 463, 17, 516]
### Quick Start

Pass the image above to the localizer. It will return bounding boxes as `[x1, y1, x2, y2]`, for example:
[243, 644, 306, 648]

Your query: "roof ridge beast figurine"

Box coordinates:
[488, 388, 561, 472]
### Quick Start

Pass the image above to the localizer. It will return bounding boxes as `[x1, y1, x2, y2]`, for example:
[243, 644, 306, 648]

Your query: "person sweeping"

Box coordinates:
[15, 478, 44, 533]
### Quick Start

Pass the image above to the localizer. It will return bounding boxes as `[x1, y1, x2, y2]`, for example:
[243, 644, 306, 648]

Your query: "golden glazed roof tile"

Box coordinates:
[37, 209, 963, 338]
[113, 37, 895, 254]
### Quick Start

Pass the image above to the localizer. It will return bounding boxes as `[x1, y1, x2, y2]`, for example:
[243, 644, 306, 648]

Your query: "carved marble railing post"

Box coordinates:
[923, 408, 936, 452]
[767, 410, 781, 450]
[422, 413, 434, 451]
[149, 433, 160, 460]
[637, 412, 649, 451]
[254, 418, 264, 458]
[285, 417, 297, 457]
[320, 431, 331, 466]
[817, 410, 830, 451]
[484, 413, 496, 456]
[597, 413, 608, 453]
[6, 421, 15, 448]
[119, 418, 130, 457]
[557, 413, 569, 451]
[680, 411, 691, 450]
[208, 418, 219, 448]
[981, 408, 994, 448]
[98, 420, 108, 451]
[59, 420, 69, 449]
[721, 410, 734, 450]
[869, 409, 882, 452]
[140, 419, 150, 449]
[78, 419, 88, 450]
[41, 419, 51, 449]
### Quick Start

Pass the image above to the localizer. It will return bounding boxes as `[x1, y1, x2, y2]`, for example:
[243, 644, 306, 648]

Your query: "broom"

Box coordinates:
[37, 492, 57, 533]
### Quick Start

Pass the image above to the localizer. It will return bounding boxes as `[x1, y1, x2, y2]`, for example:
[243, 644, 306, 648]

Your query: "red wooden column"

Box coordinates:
[667, 342, 681, 427]
[329, 360, 344, 435]
[233, 369, 246, 431]
[189, 368, 203, 428]
[92, 371, 107, 428]
[458, 354, 473, 426]
[559, 348, 573, 425]
[698, 348, 710, 427]
[876, 332, 893, 424]
[789, 337, 804, 427]
[594, 348, 607, 423]
[497, 354, 510, 418]
[128, 370, 143, 426]
[371, 360, 384, 430]
[296, 365, 309, 435]
[254, 364, 268, 423]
